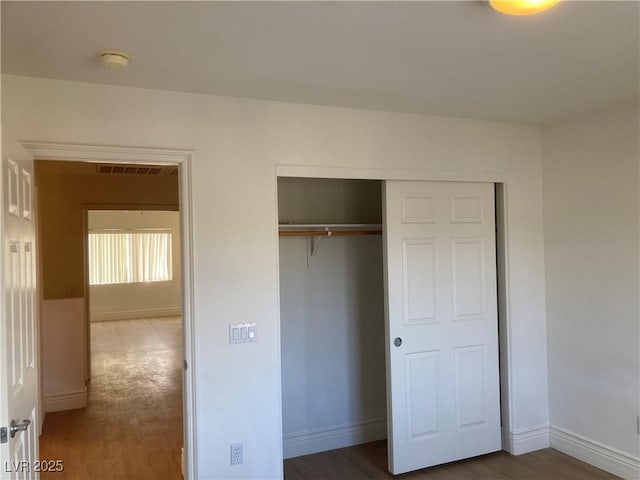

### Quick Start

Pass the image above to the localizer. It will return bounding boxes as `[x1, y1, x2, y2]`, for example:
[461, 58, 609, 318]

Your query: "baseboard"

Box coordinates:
[90, 307, 182, 322]
[45, 388, 87, 412]
[283, 418, 387, 459]
[550, 426, 640, 480]
[504, 424, 550, 455]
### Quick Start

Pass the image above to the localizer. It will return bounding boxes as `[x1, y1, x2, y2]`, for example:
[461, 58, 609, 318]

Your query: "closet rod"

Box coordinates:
[279, 230, 382, 237]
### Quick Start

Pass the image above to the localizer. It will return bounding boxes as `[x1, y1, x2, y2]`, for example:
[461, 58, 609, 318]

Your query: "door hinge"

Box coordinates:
[184, 359, 188, 371]
[0, 427, 7, 444]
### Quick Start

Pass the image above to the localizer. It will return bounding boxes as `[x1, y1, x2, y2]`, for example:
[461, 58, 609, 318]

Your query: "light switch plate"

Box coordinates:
[229, 323, 257, 344]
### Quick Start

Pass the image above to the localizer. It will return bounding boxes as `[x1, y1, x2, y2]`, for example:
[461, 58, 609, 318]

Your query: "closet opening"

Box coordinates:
[278, 176, 507, 477]
[278, 177, 387, 464]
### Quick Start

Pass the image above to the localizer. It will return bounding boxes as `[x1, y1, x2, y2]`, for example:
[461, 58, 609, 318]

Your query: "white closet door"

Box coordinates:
[383, 180, 500, 475]
[1, 134, 39, 479]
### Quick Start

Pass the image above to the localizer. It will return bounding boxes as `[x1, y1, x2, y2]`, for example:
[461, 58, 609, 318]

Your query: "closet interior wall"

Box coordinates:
[278, 177, 387, 459]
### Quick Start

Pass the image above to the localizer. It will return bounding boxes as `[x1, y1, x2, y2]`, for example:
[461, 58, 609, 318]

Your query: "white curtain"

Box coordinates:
[88, 231, 172, 285]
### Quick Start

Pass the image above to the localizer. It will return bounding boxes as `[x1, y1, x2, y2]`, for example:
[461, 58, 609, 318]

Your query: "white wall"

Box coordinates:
[88, 210, 182, 321]
[278, 178, 386, 458]
[280, 237, 387, 457]
[542, 103, 640, 478]
[2, 75, 548, 479]
[41, 298, 87, 411]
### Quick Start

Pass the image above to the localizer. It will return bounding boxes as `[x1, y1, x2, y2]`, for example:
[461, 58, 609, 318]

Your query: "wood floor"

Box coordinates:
[39, 317, 183, 480]
[284, 441, 620, 480]
[39, 317, 618, 480]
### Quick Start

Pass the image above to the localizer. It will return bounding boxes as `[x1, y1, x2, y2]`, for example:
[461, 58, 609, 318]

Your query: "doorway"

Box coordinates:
[277, 175, 506, 477]
[25, 142, 195, 478]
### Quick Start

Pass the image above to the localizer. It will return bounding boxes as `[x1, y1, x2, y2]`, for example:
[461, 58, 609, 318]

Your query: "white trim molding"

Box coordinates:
[550, 426, 640, 480]
[503, 424, 550, 455]
[45, 388, 87, 412]
[276, 164, 506, 183]
[20, 141, 189, 165]
[21, 141, 198, 479]
[283, 419, 387, 459]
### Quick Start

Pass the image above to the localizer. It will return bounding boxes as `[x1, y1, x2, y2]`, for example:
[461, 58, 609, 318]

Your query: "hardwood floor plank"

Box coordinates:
[40, 317, 183, 480]
[284, 441, 621, 480]
[40, 317, 621, 480]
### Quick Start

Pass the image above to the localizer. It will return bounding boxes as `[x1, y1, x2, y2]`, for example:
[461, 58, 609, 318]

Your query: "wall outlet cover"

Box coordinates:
[230, 443, 243, 465]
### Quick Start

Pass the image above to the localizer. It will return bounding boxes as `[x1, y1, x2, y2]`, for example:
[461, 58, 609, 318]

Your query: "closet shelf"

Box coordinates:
[278, 223, 382, 237]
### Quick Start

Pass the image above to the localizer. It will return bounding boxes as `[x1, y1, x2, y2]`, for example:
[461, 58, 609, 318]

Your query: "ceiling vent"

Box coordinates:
[97, 164, 178, 176]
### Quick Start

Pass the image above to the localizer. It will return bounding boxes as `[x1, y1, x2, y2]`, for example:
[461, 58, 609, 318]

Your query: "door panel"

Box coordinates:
[1, 134, 39, 479]
[403, 239, 437, 324]
[452, 238, 485, 320]
[406, 350, 440, 438]
[384, 180, 500, 475]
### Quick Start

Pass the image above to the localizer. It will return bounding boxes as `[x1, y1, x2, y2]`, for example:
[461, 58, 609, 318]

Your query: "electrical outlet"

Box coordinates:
[230, 443, 243, 465]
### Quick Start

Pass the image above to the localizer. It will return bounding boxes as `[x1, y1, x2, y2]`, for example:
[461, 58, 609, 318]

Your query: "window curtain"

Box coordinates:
[88, 231, 172, 285]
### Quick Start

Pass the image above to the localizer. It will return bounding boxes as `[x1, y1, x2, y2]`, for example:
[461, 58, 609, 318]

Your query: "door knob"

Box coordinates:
[9, 419, 30, 438]
[394, 337, 402, 347]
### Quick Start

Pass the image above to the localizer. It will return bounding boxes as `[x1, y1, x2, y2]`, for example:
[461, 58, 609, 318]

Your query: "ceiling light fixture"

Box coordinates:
[99, 50, 130, 68]
[489, 0, 559, 15]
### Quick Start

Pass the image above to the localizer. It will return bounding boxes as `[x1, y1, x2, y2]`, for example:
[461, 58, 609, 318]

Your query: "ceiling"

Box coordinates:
[2, 1, 638, 125]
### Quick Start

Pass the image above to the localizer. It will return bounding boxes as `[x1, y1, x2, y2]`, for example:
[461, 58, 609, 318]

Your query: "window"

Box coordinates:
[88, 230, 172, 285]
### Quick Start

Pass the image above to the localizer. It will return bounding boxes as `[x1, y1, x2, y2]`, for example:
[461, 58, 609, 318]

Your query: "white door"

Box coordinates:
[0, 134, 39, 479]
[383, 180, 500, 474]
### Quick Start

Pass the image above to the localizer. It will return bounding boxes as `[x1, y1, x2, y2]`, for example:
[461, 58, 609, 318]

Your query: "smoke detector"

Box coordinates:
[99, 50, 130, 68]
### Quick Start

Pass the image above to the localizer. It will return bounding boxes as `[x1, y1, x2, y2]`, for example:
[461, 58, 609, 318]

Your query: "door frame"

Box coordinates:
[20, 141, 198, 479]
[274, 164, 515, 458]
